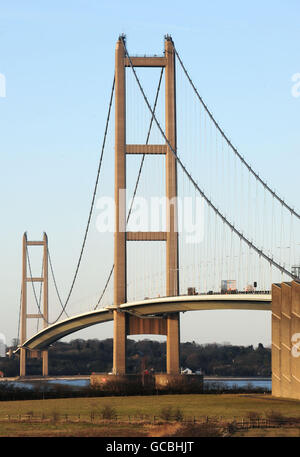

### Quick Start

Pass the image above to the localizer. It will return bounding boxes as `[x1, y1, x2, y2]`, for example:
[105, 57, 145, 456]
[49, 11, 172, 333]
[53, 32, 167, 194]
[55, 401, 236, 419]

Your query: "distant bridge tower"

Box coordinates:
[113, 35, 180, 375]
[20, 232, 49, 377]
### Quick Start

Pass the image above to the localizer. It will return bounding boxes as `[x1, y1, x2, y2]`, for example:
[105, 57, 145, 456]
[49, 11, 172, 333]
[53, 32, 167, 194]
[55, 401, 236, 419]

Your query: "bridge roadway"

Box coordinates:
[18, 294, 271, 351]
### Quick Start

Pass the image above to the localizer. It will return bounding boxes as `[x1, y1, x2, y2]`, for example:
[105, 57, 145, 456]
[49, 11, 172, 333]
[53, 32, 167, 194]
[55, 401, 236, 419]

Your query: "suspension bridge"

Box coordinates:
[16, 35, 300, 398]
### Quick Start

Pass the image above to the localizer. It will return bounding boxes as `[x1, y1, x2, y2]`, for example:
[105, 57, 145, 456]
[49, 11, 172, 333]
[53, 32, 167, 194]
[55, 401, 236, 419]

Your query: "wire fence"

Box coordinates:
[0, 413, 299, 430]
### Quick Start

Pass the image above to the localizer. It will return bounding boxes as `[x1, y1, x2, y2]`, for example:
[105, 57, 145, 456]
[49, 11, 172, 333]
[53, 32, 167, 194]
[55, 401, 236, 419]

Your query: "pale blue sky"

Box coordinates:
[0, 1, 299, 347]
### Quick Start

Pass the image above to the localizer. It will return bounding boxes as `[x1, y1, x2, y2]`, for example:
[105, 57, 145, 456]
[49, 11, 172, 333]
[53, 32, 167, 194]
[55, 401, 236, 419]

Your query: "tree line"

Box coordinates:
[0, 339, 271, 377]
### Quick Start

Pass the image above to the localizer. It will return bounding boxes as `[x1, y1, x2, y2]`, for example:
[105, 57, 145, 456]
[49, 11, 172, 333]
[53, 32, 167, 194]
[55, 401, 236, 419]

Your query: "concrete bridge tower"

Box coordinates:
[113, 35, 180, 375]
[20, 232, 49, 377]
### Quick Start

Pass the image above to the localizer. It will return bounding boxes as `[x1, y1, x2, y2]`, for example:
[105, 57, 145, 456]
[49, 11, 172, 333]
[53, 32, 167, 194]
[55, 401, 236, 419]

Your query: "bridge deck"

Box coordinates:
[19, 294, 271, 351]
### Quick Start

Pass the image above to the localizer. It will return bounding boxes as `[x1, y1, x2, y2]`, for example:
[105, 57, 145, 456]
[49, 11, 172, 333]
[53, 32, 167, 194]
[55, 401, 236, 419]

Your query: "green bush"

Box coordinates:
[160, 406, 173, 421]
[101, 404, 117, 420]
[174, 407, 184, 422]
[247, 411, 261, 424]
[265, 410, 285, 424]
[159, 406, 184, 422]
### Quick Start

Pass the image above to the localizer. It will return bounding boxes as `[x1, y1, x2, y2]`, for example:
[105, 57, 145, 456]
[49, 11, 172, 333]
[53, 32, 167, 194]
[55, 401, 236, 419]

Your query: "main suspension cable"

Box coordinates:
[16, 286, 22, 345]
[122, 37, 296, 279]
[48, 247, 69, 319]
[95, 67, 165, 309]
[51, 77, 115, 322]
[173, 45, 299, 219]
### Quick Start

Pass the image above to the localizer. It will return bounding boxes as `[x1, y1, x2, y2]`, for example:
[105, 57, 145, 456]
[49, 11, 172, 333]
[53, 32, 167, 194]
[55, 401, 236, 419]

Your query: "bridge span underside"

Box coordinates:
[20, 294, 271, 351]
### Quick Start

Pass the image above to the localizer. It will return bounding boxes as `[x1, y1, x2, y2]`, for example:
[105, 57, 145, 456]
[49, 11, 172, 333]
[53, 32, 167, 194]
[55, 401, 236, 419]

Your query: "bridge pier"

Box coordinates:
[167, 313, 180, 374]
[113, 310, 127, 375]
[42, 350, 48, 377]
[272, 280, 300, 400]
[19, 348, 26, 377]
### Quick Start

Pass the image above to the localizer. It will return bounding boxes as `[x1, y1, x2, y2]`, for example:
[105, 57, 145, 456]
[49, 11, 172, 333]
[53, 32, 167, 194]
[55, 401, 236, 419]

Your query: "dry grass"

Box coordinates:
[235, 427, 300, 437]
[1, 393, 300, 420]
[146, 423, 182, 437]
[0, 421, 148, 437]
[0, 393, 299, 437]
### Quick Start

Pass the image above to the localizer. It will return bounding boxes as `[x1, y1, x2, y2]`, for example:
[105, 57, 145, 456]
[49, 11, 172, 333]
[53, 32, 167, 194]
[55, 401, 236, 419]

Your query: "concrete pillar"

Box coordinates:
[165, 36, 179, 298]
[42, 351, 48, 377]
[167, 314, 180, 374]
[291, 280, 300, 400]
[272, 280, 300, 400]
[113, 37, 127, 375]
[113, 310, 127, 375]
[271, 283, 281, 397]
[165, 36, 180, 374]
[281, 282, 291, 398]
[19, 349, 26, 377]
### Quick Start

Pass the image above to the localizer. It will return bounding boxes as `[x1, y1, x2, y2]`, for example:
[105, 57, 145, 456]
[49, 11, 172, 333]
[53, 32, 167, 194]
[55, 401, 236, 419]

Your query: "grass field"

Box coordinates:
[0, 394, 299, 437]
[235, 428, 300, 437]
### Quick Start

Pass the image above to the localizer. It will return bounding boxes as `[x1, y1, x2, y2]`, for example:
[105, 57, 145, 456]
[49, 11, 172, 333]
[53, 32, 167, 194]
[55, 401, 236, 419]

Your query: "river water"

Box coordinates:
[204, 377, 271, 391]
[2, 377, 271, 391]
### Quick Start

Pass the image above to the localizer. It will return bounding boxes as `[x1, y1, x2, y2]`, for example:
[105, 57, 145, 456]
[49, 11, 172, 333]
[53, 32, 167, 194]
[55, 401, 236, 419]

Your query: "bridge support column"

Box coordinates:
[19, 348, 26, 377]
[113, 311, 127, 375]
[113, 36, 127, 375]
[291, 281, 300, 399]
[271, 283, 281, 396]
[166, 313, 180, 374]
[165, 36, 180, 374]
[42, 351, 48, 377]
[272, 280, 300, 400]
[281, 282, 292, 398]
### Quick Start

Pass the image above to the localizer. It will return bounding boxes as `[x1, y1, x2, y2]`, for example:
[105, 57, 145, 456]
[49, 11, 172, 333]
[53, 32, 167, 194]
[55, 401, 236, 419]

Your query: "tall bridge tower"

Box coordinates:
[20, 232, 49, 377]
[113, 35, 180, 375]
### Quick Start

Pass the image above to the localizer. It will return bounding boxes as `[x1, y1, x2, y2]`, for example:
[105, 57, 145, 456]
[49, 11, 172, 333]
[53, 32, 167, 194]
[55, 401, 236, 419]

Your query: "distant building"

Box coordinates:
[221, 280, 237, 294]
[292, 265, 300, 279]
[0, 340, 5, 358]
[187, 287, 197, 295]
[181, 368, 193, 374]
[245, 284, 254, 292]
